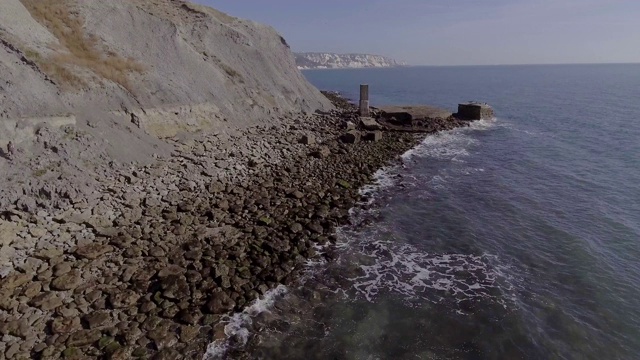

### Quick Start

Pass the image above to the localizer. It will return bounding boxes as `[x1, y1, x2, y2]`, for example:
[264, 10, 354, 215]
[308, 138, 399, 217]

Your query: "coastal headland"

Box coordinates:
[0, 92, 484, 359]
[0, 0, 489, 358]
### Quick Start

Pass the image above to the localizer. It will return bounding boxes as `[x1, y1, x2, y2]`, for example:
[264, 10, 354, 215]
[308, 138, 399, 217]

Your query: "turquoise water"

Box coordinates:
[222, 65, 640, 359]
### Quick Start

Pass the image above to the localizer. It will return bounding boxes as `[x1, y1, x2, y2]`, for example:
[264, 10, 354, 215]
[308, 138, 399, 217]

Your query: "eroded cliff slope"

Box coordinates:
[0, 0, 332, 144]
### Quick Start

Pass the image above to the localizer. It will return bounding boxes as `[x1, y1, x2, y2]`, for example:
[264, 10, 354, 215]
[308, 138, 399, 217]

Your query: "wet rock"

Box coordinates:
[205, 291, 236, 314]
[149, 328, 178, 350]
[289, 223, 303, 234]
[154, 348, 182, 360]
[132, 347, 147, 358]
[177, 308, 202, 325]
[160, 275, 190, 300]
[307, 222, 324, 234]
[179, 325, 200, 343]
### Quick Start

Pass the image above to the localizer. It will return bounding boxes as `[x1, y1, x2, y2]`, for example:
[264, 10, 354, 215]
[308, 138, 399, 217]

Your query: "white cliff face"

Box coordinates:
[295, 53, 405, 69]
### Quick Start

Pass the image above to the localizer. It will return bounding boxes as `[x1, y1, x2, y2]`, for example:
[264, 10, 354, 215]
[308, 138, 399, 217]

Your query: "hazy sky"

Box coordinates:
[195, 0, 640, 66]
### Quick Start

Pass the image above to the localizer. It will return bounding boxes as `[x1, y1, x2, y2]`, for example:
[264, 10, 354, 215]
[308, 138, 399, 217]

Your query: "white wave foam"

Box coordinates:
[203, 285, 288, 360]
[203, 119, 504, 356]
[359, 168, 398, 200]
[346, 238, 516, 310]
[402, 118, 497, 161]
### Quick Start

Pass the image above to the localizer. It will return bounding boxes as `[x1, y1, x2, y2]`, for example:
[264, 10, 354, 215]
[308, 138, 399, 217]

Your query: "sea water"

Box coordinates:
[207, 64, 640, 359]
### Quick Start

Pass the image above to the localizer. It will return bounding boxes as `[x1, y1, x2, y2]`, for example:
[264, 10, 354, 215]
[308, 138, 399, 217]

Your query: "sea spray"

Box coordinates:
[203, 285, 288, 359]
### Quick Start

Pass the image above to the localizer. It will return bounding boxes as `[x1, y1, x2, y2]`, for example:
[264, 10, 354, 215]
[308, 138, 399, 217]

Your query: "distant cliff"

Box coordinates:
[295, 53, 405, 69]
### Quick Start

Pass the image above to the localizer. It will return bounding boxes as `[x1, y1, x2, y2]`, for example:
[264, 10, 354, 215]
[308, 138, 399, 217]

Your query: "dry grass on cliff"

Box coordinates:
[20, 0, 144, 91]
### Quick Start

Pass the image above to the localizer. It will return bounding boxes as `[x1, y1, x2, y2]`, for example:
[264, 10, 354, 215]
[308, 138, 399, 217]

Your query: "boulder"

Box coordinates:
[364, 131, 383, 142]
[359, 117, 382, 131]
[29, 292, 63, 310]
[205, 291, 236, 314]
[67, 329, 102, 347]
[310, 146, 331, 159]
[51, 270, 83, 290]
[299, 133, 315, 145]
[75, 244, 114, 259]
[340, 131, 360, 144]
[342, 121, 356, 131]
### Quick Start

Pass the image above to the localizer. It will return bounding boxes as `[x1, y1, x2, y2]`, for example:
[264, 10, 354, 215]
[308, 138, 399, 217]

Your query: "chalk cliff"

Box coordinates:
[295, 52, 405, 69]
[0, 0, 332, 147]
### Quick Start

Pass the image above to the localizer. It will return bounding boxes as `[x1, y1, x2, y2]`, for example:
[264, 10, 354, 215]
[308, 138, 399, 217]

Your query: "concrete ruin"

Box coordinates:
[378, 105, 452, 125]
[455, 102, 495, 120]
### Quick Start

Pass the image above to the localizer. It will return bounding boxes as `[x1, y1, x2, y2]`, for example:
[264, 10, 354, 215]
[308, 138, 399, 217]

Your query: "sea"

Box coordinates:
[206, 64, 640, 360]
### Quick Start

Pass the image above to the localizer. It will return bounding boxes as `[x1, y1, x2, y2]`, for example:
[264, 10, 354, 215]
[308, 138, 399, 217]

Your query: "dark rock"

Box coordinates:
[340, 131, 360, 144]
[310, 146, 331, 159]
[160, 275, 190, 300]
[109, 290, 141, 309]
[154, 349, 182, 360]
[205, 291, 236, 314]
[83, 311, 111, 329]
[336, 179, 352, 189]
[363, 131, 383, 142]
[299, 133, 315, 145]
[177, 308, 202, 325]
[67, 329, 101, 347]
[289, 223, 303, 234]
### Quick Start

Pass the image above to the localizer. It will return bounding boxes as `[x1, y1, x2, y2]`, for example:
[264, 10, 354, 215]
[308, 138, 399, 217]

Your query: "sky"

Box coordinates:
[195, 0, 640, 66]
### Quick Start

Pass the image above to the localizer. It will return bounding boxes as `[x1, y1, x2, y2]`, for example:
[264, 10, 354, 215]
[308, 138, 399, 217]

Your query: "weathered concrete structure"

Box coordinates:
[455, 102, 495, 120]
[359, 84, 370, 116]
[359, 117, 383, 131]
[379, 105, 452, 125]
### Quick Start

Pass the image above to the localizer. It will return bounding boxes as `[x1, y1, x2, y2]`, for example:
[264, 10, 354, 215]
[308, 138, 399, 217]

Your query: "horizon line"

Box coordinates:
[301, 62, 640, 70]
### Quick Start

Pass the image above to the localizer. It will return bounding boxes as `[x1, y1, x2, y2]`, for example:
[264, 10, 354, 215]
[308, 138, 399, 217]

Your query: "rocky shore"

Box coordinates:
[0, 94, 471, 359]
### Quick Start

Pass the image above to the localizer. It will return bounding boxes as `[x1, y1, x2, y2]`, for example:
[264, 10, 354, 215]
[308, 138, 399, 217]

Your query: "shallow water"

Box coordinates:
[208, 64, 640, 359]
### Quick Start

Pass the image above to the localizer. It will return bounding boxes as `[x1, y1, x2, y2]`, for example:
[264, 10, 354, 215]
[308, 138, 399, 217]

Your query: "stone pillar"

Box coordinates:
[359, 84, 370, 116]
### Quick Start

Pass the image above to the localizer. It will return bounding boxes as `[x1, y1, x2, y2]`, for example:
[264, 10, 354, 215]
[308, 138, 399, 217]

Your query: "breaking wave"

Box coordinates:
[204, 285, 288, 359]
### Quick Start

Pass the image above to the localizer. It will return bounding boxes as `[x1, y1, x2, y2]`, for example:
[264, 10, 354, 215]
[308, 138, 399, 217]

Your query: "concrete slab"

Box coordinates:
[379, 105, 452, 124]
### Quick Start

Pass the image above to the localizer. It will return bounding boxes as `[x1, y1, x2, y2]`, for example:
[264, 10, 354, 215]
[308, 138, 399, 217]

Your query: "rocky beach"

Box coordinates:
[0, 93, 473, 359]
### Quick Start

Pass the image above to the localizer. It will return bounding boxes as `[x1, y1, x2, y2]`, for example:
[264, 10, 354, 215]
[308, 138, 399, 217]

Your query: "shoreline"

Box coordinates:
[0, 94, 472, 359]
